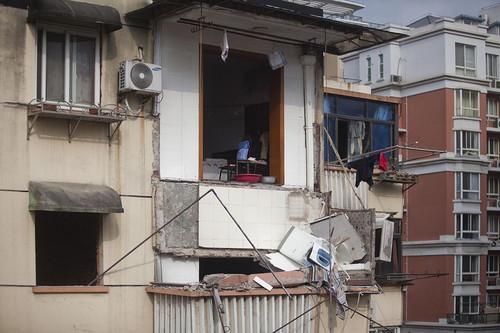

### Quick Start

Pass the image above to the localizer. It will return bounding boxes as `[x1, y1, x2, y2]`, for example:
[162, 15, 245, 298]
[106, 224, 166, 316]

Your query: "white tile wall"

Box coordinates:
[198, 185, 304, 249]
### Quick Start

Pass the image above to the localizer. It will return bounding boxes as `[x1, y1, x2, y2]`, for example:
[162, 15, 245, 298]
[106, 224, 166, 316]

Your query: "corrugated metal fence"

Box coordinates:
[154, 293, 325, 333]
[324, 169, 368, 210]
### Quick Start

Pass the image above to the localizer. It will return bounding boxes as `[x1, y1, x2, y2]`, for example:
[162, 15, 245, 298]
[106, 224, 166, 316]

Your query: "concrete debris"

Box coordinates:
[202, 271, 308, 290]
[310, 213, 367, 264]
[253, 276, 273, 291]
[375, 213, 394, 262]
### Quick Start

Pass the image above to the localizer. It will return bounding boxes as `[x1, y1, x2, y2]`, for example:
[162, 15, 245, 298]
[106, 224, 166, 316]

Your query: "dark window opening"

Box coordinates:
[324, 94, 396, 163]
[202, 46, 283, 183]
[199, 258, 268, 281]
[35, 211, 101, 286]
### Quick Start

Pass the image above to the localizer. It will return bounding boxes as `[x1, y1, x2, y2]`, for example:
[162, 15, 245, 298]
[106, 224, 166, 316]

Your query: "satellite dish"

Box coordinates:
[130, 62, 153, 89]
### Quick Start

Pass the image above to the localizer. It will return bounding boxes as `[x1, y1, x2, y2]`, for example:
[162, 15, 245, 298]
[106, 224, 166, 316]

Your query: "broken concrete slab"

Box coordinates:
[310, 213, 367, 264]
[202, 271, 308, 289]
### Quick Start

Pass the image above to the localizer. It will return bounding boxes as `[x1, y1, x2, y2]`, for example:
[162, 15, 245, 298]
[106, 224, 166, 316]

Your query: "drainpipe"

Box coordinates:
[301, 54, 316, 192]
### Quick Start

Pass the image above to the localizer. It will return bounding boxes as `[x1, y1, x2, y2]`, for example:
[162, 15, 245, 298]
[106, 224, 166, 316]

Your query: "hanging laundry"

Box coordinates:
[347, 155, 376, 187]
[220, 30, 229, 62]
[349, 121, 365, 157]
[379, 152, 388, 171]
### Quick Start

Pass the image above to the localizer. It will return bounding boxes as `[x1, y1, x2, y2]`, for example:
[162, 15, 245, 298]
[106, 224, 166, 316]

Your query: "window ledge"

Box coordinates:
[452, 116, 481, 121]
[32, 286, 109, 294]
[452, 282, 480, 286]
[453, 199, 481, 204]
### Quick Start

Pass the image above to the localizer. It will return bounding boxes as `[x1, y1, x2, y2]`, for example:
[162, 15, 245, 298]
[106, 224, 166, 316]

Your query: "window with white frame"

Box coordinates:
[488, 97, 499, 119]
[455, 214, 480, 239]
[455, 89, 479, 118]
[487, 294, 500, 308]
[455, 131, 479, 157]
[489, 215, 500, 240]
[487, 255, 499, 277]
[456, 172, 480, 200]
[487, 53, 499, 80]
[455, 43, 476, 77]
[378, 54, 384, 79]
[488, 176, 499, 198]
[455, 255, 480, 282]
[36, 27, 99, 105]
[488, 137, 500, 159]
[367, 57, 372, 82]
[455, 295, 479, 314]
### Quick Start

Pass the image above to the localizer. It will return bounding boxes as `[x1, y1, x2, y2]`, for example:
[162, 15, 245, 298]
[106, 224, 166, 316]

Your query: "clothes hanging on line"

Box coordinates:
[347, 155, 376, 187]
[379, 152, 388, 171]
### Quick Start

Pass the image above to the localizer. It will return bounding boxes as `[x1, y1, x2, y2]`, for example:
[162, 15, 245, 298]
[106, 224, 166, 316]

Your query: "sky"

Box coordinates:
[353, 0, 500, 26]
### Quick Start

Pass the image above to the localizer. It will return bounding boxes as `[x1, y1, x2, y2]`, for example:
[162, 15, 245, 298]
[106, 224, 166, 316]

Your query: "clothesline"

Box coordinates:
[330, 144, 446, 166]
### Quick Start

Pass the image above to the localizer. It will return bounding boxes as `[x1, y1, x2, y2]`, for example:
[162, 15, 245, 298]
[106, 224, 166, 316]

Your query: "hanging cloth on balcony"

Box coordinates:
[347, 155, 376, 187]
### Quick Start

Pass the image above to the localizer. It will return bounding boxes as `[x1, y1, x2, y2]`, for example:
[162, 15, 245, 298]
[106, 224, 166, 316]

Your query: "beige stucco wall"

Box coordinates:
[371, 285, 404, 327]
[368, 182, 404, 219]
[0, 3, 154, 332]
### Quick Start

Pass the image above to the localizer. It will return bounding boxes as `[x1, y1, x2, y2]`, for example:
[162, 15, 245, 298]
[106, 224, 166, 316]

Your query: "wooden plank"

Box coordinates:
[324, 87, 401, 104]
[32, 286, 109, 294]
[269, 67, 285, 185]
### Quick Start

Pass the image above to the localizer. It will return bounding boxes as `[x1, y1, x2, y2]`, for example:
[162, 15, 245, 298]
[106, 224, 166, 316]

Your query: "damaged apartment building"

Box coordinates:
[0, 0, 417, 332]
[129, 0, 415, 332]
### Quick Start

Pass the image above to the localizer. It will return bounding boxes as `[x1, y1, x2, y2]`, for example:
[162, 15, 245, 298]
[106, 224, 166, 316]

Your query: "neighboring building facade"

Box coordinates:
[129, 0, 408, 332]
[0, 1, 155, 332]
[343, 9, 500, 332]
[0, 0, 410, 332]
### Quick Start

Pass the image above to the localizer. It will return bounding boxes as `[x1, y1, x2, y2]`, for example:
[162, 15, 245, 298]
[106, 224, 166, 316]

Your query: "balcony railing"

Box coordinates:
[447, 313, 500, 324]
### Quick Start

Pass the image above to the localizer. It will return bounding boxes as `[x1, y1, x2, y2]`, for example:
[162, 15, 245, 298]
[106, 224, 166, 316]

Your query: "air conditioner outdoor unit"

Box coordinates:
[119, 60, 162, 95]
[496, 199, 500, 207]
[390, 74, 402, 83]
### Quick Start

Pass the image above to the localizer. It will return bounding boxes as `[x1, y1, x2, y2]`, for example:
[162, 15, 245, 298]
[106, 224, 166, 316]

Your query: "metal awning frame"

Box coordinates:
[126, 0, 406, 55]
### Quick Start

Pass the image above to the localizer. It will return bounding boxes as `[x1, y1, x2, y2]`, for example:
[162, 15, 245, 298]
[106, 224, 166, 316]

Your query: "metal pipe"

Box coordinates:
[301, 55, 317, 192]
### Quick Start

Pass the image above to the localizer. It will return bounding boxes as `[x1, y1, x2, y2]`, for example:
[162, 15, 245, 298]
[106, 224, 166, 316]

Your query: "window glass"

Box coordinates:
[45, 32, 65, 101]
[323, 94, 396, 162]
[455, 214, 479, 239]
[455, 131, 479, 156]
[455, 255, 479, 282]
[70, 36, 95, 104]
[324, 95, 336, 114]
[456, 44, 465, 67]
[487, 54, 499, 79]
[367, 102, 394, 121]
[455, 43, 476, 77]
[337, 97, 365, 118]
[372, 124, 392, 151]
[37, 28, 97, 105]
[367, 57, 372, 82]
[379, 54, 384, 79]
[456, 172, 479, 200]
[489, 216, 500, 240]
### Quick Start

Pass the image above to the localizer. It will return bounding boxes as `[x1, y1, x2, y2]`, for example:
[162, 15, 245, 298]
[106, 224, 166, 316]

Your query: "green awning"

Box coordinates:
[29, 181, 124, 213]
[27, 0, 123, 33]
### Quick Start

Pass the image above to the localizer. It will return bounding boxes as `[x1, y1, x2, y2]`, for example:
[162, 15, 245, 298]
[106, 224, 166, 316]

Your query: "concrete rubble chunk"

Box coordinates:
[202, 271, 307, 289]
[310, 213, 367, 264]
